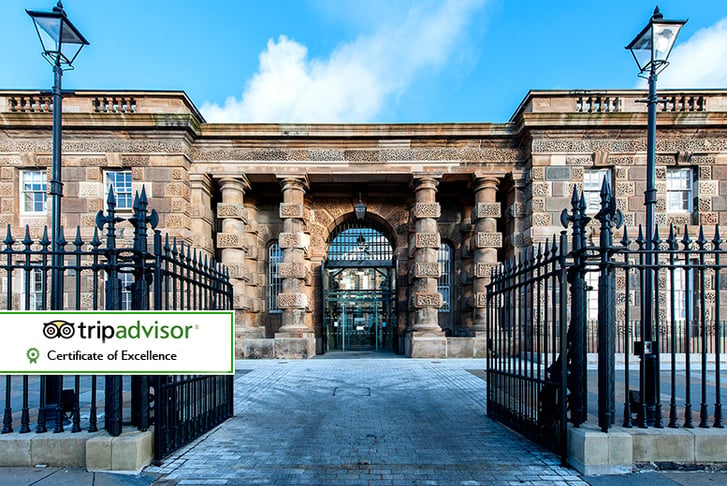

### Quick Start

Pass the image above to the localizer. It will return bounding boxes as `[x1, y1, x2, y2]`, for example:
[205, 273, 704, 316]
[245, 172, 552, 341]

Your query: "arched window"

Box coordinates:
[267, 242, 283, 313]
[437, 242, 451, 312]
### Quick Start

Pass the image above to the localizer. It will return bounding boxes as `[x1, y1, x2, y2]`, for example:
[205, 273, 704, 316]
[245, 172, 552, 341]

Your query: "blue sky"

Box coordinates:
[2, 0, 727, 123]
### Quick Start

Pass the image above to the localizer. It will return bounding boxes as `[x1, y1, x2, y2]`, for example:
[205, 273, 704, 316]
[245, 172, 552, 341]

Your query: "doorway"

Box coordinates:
[322, 222, 396, 353]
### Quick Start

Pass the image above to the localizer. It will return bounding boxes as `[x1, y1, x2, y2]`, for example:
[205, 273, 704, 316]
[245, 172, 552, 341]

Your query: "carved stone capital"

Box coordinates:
[277, 175, 309, 194]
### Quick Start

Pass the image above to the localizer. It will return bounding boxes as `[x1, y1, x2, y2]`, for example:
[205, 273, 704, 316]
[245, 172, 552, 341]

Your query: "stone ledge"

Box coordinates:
[86, 429, 153, 473]
[567, 424, 727, 476]
[0, 430, 90, 467]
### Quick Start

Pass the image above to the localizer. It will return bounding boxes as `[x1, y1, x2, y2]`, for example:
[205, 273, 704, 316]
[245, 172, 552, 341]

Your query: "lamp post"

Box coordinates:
[27, 1, 88, 432]
[626, 6, 686, 426]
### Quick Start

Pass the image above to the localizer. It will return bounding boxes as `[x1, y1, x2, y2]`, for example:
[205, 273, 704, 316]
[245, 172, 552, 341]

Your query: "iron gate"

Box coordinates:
[487, 180, 726, 463]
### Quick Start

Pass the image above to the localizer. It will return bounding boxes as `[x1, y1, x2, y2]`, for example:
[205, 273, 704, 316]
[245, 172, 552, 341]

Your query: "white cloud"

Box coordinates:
[201, 0, 485, 123]
[657, 17, 727, 89]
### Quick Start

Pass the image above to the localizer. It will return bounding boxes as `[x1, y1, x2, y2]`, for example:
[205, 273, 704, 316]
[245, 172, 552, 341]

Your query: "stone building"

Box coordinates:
[1, 89, 725, 358]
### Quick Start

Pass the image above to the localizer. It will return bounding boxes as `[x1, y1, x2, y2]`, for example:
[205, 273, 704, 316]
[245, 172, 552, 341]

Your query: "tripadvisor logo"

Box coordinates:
[42, 319, 196, 344]
[43, 320, 75, 339]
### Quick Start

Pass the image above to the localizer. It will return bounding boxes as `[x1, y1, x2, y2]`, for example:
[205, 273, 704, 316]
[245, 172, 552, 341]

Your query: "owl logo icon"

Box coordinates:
[43, 320, 75, 339]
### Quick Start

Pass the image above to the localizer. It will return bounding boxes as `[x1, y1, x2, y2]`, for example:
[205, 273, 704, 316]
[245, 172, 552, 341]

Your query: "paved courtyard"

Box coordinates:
[146, 354, 586, 485]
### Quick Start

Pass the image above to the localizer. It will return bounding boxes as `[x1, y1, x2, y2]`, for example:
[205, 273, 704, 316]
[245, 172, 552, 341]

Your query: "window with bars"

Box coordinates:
[120, 273, 133, 310]
[105, 170, 133, 210]
[583, 168, 612, 214]
[585, 271, 598, 322]
[437, 242, 451, 312]
[20, 170, 47, 213]
[267, 242, 283, 314]
[666, 167, 693, 213]
[666, 265, 694, 324]
[327, 223, 394, 264]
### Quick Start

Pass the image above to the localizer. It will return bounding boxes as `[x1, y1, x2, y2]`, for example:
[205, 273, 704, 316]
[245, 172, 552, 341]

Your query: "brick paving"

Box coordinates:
[146, 355, 587, 485]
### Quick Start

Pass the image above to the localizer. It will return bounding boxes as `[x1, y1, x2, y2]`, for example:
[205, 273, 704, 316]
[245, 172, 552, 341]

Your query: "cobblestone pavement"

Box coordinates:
[146, 356, 587, 485]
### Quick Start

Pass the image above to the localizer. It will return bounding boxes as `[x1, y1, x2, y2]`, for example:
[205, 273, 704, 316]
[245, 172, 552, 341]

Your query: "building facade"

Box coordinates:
[1, 89, 726, 358]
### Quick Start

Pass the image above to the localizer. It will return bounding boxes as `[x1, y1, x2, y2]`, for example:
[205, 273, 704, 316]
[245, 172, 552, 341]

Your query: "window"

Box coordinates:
[666, 265, 694, 325]
[666, 168, 693, 213]
[583, 168, 612, 214]
[24, 268, 44, 310]
[267, 242, 283, 314]
[103, 272, 133, 310]
[105, 171, 133, 210]
[20, 170, 47, 213]
[120, 273, 133, 310]
[437, 242, 451, 312]
[585, 271, 599, 322]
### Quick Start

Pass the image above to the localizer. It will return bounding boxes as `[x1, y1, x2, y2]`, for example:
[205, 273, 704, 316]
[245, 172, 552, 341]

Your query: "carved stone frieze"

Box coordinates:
[227, 263, 252, 282]
[414, 233, 441, 249]
[278, 262, 308, 279]
[474, 292, 488, 308]
[414, 262, 441, 278]
[278, 292, 308, 309]
[279, 232, 311, 251]
[697, 181, 718, 196]
[474, 262, 498, 278]
[279, 202, 306, 219]
[531, 182, 550, 197]
[475, 232, 502, 248]
[474, 202, 501, 219]
[217, 203, 248, 221]
[216, 232, 246, 250]
[413, 202, 441, 219]
[532, 213, 552, 227]
[615, 182, 634, 197]
[412, 292, 443, 309]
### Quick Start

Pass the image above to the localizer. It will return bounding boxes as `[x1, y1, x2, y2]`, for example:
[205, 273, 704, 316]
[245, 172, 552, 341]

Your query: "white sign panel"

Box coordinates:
[0, 311, 234, 375]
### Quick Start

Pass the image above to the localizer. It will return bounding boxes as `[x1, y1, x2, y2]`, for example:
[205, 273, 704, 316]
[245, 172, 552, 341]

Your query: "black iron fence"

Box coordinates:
[1, 188, 234, 461]
[487, 181, 726, 463]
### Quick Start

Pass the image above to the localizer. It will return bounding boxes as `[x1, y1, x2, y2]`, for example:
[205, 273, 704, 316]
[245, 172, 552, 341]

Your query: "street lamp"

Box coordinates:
[27, 1, 88, 433]
[27, 1, 89, 312]
[626, 6, 686, 426]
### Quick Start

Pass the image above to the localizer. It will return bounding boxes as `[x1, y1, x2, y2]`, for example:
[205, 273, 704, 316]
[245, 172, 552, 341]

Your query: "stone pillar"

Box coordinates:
[471, 174, 501, 356]
[243, 196, 263, 332]
[215, 176, 253, 357]
[407, 175, 446, 358]
[189, 173, 215, 256]
[274, 176, 315, 358]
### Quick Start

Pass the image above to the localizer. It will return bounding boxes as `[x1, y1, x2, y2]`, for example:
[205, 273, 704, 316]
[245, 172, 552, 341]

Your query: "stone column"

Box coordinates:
[471, 174, 501, 355]
[274, 176, 315, 358]
[189, 173, 215, 256]
[215, 176, 253, 357]
[243, 196, 263, 332]
[407, 175, 446, 358]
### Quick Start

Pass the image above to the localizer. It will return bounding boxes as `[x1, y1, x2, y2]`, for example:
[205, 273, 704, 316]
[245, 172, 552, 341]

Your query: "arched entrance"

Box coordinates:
[322, 220, 396, 353]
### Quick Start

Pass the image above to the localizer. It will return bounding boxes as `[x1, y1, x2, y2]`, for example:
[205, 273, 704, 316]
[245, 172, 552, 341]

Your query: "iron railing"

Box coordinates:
[487, 179, 727, 463]
[1, 187, 234, 461]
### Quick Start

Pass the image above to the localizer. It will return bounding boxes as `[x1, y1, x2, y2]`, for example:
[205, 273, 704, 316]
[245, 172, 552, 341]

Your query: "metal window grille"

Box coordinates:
[666, 167, 693, 213]
[327, 222, 393, 264]
[437, 242, 451, 312]
[105, 170, 133, 210]
[268, 242, 283, 313]
[583, 168, 611, 214]
[21, 170, 47, 213]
